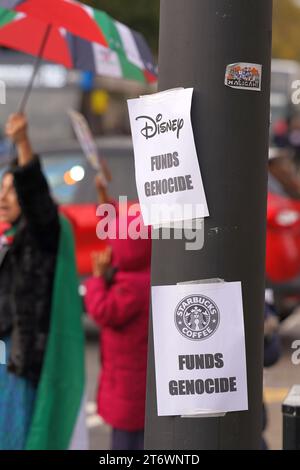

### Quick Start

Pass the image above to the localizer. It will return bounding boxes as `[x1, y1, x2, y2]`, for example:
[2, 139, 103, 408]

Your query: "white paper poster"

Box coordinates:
[68, 109, 104, 173]
[127, 88, 209, 226]
[151, 282, 248, 416]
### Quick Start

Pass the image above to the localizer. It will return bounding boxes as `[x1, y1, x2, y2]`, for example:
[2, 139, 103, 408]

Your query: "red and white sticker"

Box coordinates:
[225, 62, 262, 91]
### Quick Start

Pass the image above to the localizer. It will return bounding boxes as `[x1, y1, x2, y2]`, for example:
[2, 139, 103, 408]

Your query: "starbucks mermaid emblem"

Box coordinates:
[175, 294, 220, 341]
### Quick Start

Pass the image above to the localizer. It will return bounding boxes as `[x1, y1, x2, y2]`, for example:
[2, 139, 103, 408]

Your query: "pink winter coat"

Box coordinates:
[84, 223, 151, 431]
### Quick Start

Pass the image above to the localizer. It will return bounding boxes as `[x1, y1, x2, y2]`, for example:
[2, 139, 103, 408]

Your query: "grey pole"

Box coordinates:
[145, 0, 273, 450]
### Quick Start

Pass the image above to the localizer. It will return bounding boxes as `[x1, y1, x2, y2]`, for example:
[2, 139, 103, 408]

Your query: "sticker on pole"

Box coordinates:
[225, 63, 262, 91]
[127, 88, 209, 226]
[151, 281, 248, 416]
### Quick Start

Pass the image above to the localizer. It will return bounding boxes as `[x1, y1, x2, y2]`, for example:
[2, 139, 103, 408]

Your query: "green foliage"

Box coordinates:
[81, 0, 300, 61]
[273, 0, 300, 60]
[81, 0, 160, 53]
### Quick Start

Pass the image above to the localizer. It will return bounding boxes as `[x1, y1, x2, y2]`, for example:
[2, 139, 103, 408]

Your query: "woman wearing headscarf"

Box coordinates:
[0, 113, 85, 450]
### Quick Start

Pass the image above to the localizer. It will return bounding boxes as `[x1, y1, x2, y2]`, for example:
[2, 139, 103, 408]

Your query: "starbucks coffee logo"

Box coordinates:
[175, 295, 220, 341]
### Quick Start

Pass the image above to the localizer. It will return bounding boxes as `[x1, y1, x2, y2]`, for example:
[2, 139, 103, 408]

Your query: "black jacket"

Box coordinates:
[0, 157, 60, 384]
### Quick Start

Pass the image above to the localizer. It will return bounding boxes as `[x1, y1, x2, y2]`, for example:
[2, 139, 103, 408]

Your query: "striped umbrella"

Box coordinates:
[0, 0, 111, 45]
[0, 1, 157, 108]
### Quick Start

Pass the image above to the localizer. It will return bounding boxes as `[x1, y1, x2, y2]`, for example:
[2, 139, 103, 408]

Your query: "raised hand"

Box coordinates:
[91, 246, 112, 277]
[5, 113, 33, 166]
[5, 113, 28, 144]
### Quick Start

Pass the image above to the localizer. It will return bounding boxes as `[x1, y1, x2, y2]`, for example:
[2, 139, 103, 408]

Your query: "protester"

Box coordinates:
[0, 113, 85, 450]
[268, 145, 300, 199]
[270, 113, 300, 195]
[288, 114, 300, 168]
[84, 174, 151, 451]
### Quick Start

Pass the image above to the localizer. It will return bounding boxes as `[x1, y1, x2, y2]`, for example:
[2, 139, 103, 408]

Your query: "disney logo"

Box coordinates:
[136, 113, 184, 140]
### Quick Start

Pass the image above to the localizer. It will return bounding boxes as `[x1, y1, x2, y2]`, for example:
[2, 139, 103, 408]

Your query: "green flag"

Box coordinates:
[25, 216, 85, 450]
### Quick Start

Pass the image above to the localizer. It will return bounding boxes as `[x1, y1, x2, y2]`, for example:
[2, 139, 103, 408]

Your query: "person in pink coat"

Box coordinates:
[84, 179, 151, 450]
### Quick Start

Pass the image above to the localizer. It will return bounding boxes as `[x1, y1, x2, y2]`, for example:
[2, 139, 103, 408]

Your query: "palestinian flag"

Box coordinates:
[0, 0, 157, 84]
[66, 13, 157, 85]
[25, 216, 86, 450]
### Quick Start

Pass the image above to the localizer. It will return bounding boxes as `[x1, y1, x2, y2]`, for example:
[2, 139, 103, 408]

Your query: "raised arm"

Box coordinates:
[84, 247, 143, 328]
[5, 113, 59, 252]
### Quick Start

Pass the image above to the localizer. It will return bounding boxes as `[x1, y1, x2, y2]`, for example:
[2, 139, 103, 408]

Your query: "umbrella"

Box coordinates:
[0, 2, 157, 110]
[0, 0, 110, 46]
